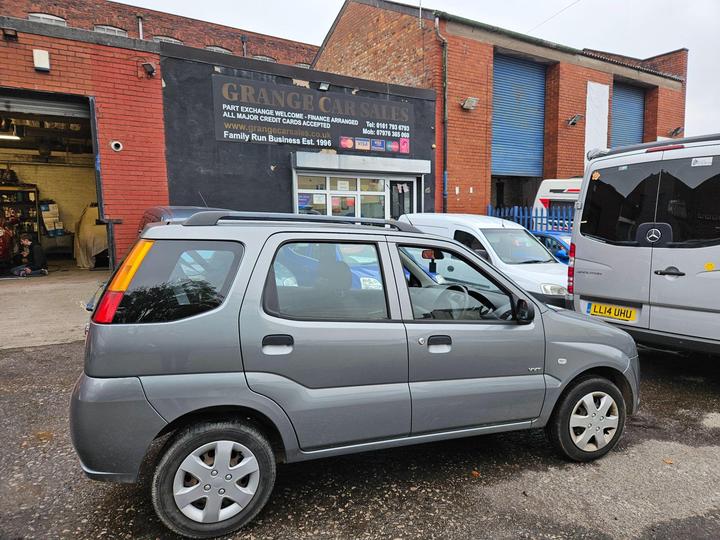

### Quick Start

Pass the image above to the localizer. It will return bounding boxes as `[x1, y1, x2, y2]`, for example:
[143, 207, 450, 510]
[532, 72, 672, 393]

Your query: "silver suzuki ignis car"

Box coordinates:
[71, 211, 639, 538]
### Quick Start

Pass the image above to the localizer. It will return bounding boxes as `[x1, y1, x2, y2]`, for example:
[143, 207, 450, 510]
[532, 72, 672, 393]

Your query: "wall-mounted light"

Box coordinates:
[2, 28, 18, 42]
[566, 114, 584, 126]
[318, 82, 330, 91]
[460, 97, 479, 110]
[141, 62, 156, 77]
[668, 126, 684, 137]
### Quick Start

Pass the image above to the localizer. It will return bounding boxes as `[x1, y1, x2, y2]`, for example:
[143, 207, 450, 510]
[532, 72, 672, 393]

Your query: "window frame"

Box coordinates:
[262, 239, 394, 323]
[94, 25, 128, 37]
[388, 238, 525, 325]
[28, 13, 67, 26]
[153, 35, 183, 44]
[205, 45, 232, 54]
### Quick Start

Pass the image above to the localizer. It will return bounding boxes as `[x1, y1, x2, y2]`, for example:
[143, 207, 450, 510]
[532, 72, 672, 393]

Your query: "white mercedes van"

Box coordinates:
[571, 133, 720, 354]
[399, 213, 570, 307]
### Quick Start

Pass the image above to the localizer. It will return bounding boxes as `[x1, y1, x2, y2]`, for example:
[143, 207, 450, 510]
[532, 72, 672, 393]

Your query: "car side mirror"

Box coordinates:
[473, 248, 490, 262]
[515, 297, 535, 324]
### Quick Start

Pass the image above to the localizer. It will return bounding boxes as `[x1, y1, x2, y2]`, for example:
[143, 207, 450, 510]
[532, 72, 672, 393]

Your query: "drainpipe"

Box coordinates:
[136, 15, 144, 39]
[434, 15, 448, 213]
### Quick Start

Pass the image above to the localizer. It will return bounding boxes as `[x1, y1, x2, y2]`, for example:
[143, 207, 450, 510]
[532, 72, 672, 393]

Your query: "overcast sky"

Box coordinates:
[126, 0, 718, 136]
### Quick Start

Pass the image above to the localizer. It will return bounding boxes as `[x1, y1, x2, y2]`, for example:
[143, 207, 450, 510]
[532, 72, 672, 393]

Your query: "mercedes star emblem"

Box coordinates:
[646, 228, 662, 243]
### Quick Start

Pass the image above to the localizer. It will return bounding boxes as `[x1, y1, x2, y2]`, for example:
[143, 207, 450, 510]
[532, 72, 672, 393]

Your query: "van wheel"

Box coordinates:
[151, 421, 276, 538]
[546, 377, 626, 462]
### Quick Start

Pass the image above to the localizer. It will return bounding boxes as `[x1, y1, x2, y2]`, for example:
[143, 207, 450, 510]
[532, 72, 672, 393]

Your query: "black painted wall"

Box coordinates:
[161, 53, 436, 213]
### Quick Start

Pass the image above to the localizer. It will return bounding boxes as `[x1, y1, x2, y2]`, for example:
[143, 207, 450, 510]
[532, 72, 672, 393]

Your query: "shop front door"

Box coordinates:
[390, 180, 414, 219]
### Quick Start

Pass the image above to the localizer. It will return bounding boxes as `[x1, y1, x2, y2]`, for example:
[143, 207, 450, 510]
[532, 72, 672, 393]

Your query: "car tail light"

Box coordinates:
[567, 242, 575, 295]
[92, 239, 154, 324]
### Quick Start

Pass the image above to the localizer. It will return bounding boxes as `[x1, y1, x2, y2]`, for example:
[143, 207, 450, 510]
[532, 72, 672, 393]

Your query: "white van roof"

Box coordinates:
[400, 213, 525, 230]
[588, 132, 720, 161]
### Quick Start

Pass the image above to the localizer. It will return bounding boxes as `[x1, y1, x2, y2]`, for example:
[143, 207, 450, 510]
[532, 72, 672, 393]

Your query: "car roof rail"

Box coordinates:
[182, 210, 422, 233]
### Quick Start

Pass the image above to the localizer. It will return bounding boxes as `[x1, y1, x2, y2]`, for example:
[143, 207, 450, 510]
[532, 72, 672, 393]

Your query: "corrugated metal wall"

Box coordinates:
[492, 54, 546, 177]
[611, 83, 645, 147]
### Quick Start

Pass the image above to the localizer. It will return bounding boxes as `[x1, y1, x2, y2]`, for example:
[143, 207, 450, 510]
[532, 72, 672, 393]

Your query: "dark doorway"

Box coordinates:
[389, 180, 414, 219]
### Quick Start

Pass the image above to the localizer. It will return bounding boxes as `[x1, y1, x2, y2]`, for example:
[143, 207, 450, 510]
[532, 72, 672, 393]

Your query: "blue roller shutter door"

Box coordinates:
[492, 55, 546, 177]
[611, 83, 645, 147]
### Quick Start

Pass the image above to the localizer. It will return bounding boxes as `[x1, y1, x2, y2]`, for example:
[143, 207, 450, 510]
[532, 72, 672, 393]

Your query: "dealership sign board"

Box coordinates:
[213, 75, 413, 154]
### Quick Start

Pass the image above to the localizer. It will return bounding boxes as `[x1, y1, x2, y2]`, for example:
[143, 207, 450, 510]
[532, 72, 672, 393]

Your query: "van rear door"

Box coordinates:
[648, 146, 720, 341]
[573, 152, 663, 328]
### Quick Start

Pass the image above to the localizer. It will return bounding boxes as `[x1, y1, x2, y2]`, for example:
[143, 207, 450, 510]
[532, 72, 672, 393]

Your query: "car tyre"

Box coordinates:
[546, 376, 626, 462]
[151, 421, 276, 539]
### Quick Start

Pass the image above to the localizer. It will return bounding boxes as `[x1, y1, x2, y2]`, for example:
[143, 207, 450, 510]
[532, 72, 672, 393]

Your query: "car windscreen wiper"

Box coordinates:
[516, 259, 553, 264]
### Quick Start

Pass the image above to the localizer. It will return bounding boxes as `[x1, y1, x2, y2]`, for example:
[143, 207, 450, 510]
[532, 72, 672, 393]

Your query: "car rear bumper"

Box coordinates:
[70, 373, 167, 483]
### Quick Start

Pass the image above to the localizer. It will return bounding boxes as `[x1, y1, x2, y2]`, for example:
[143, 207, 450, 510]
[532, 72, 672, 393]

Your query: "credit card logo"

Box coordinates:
[355, 138, 371, 151]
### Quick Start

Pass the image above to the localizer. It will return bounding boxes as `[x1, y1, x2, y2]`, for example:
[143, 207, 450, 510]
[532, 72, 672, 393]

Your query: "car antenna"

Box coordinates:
[198, 191, 209, 207]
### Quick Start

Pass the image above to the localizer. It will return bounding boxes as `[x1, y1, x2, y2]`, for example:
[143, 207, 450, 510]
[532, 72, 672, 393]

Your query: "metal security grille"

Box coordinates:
[492, 55, 546, 177]
[611, 83, 645, 148]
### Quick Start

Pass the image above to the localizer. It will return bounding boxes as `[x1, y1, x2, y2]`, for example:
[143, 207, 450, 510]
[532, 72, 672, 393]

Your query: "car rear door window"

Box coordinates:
[580, 162, 661, 244]
[264, 242, 388, 320]
[655, 155, 720, 247]
[114, 240, 242, 324]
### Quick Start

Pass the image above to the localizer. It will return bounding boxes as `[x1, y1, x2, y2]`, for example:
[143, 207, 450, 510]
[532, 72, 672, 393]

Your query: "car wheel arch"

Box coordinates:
[153, 405, 288, 464]
[557, 366, 634, 415]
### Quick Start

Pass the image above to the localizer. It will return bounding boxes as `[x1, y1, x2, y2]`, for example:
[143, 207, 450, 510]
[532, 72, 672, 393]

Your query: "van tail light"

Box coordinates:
[539, 198, 550, 209]
[567, 242, 576, 295]
[92, 239, 154, 324]
[646, 144, 684, 153]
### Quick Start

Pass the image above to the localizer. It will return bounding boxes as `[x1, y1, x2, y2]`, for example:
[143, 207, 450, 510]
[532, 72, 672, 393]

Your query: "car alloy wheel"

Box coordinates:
[569, 391, 619, 452]
[172, 440, 261, 523]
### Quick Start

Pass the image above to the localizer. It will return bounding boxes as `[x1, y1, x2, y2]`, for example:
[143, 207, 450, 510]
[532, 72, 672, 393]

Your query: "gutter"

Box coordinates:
[434, 15, 448, 213]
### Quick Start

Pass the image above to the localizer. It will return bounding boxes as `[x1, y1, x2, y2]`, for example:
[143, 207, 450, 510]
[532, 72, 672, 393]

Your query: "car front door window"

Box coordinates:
[398, 245, 514, 321]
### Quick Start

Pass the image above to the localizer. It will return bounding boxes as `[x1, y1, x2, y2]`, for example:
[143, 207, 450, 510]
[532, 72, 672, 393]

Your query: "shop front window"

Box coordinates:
[330, 177, 357, 191]
[361, 195, 385, 218]
[332, 196, 356, 217]
[298, 193, 326, 215]
[295, 174, 415, 219]
[297, 175, 326, 190]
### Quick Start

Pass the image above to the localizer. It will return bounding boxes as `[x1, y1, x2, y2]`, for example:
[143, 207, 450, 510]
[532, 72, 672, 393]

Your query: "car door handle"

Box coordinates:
[654, 268, 685, 277]
[262, 334, 294, 355]
[427, 335, 452, 354]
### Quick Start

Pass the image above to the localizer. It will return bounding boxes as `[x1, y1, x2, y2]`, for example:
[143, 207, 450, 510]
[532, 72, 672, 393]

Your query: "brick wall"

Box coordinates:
[3, 0, 317, 65]
[545, 63, 612, 178]
[0, 31, 169, 258]
[643, 49, 687, 141]
[444, 32, 493, 212]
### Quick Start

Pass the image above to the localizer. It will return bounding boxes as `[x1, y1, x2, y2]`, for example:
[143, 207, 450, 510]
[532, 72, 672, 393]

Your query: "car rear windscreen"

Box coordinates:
[581, 155, 720, 247]
[113, 240, 243, 324]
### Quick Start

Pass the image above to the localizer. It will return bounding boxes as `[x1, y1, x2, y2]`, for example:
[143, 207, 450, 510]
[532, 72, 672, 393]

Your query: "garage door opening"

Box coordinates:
[0, 89, 108, 277]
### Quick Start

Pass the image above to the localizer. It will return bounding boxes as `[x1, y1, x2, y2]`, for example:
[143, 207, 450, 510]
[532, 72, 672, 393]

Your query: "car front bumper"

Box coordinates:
[70, 373, 167, 483]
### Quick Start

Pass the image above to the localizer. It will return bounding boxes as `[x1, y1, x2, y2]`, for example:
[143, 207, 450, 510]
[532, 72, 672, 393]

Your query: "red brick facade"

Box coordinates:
[3, 0, 317, 65]
[315, 0, 688, 212]
[0, 30, 168, 258]
[544, 64, 613, 179]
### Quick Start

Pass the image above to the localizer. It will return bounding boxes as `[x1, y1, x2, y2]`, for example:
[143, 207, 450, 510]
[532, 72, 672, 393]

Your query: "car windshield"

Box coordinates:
[482, 228, 554, 264]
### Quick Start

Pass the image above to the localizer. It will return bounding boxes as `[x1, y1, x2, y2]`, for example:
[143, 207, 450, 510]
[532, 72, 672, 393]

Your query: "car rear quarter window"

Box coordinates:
[114, 240, 242, 324]
[580, 162, 660, 244]
[656, 155, 720, 247]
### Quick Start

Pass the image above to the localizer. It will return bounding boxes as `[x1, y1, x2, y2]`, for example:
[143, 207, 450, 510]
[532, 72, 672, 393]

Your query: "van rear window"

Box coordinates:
[655, 156, 720, 247]
[580, 162, 660, 244]
[113, 240, 242, 324]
